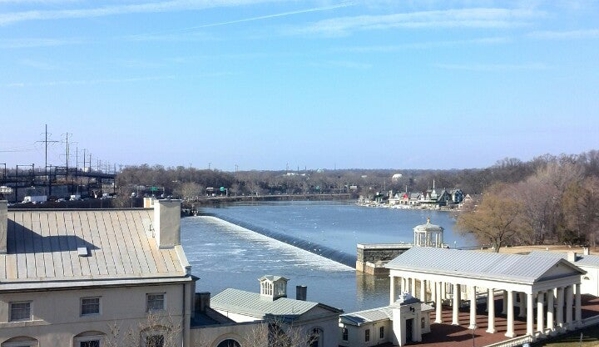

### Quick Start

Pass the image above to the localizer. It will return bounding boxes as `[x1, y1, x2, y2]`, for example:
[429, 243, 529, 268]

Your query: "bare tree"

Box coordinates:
[242, 317, 318, 347]
[456, 183, 525, 252]
[105, 311, 182, 347]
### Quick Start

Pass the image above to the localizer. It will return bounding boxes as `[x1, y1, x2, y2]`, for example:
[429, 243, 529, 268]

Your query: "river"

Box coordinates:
[180, 201, 476, 313]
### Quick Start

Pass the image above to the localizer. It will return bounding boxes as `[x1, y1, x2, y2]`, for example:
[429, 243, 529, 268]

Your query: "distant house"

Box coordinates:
[0, 199, 196, 347]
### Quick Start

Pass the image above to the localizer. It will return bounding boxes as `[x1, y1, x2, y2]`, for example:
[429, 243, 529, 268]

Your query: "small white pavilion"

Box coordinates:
[386, 247, 586, 339]
[413, 218, 444, 248]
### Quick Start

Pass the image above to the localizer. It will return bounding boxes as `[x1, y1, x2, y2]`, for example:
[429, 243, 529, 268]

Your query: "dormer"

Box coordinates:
[259, 275, 288, 300]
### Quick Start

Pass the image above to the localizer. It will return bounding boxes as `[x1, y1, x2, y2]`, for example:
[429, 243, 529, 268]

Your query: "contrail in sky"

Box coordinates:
[172, 2, 355, 32]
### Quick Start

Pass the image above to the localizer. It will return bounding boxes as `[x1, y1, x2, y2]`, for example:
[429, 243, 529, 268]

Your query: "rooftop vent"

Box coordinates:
[77, 246, 89, 257]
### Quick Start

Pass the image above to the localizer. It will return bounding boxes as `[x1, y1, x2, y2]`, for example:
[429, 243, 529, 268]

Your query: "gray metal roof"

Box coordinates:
[1, 209, 189, 291]
[211, 288, 341, 320]
[340, 302, 434, 327]
[385, 247, 584, 284]
[529, 250, 599, 268]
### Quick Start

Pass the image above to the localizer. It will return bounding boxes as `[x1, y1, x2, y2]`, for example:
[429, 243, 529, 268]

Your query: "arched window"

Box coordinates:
[74, 331, 105, 347]
[309, 328, 323, 347]
[2, 336, 38, 347]
[216, 339, 241, 347]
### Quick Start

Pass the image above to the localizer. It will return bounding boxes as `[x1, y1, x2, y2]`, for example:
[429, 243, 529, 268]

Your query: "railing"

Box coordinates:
[483, 335, 533, 347]
[581, 314, 599, 328]
[482, 316, 599, 347]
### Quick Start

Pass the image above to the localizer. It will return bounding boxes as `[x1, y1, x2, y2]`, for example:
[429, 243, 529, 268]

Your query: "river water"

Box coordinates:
[180, 201, 476, 313]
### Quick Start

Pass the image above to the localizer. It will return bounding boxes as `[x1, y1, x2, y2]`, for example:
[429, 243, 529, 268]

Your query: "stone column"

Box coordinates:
[575, 283, 582, 325]
[537, 292, 545, 335]
[431, 280, 436, 304]
[420, 279, 427, 301]
[452, 283, 461, 325]
[411, 278, 417, 296]
[441, 282, 446, 301]
[566, 285, 574, 328]
[547, 289, 555, 333]
[556, 287, 564, 329]
[435, 282, 443, 324]
[527, 293, 534, 336]
[505, 290, 516, 338]
[469, 285, 477, 329]
[390, 276, 397, 305]
[502, 290, 507, 315]
[518, 292, 526, 318]
[486, 287, 496, 333]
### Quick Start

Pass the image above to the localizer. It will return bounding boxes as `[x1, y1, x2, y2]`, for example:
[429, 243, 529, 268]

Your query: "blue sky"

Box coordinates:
[1, 0, 598, 172]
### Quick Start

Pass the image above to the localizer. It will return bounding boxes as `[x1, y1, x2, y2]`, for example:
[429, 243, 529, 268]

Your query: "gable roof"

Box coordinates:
[385, 247, 585, 285]
[340, 302, 434, 327]
[211, 288, 342, 321]
[529, 250, 599, 268]
[0, 208, 190, 291]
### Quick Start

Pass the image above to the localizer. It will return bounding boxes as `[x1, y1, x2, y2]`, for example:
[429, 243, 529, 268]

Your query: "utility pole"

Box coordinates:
[36, 124, 58, 196]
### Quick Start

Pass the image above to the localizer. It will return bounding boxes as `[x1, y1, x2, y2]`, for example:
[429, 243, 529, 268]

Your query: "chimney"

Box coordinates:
[583, 247, 590, 256]
[144, 197, 155, 208]
[0, 200, 7, 254]
[567, 251, 577, 263]
[195, 292, 211, 313]
[296, 285, 307, 301]
[153, 199, 181, 249]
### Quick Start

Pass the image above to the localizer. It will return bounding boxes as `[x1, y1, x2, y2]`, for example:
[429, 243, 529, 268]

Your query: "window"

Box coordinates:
[146, 294, 165, 312]
[81, 297, 100, 316]
[79, 340, 100, 347]
[9, 302, 31, 321]
[1, 336, 38, 347]
[379, 326, 384, 339]
[74, 333, 104, 347]
[145, 335, 164, 347]
[216, 339, 240, 347]
[365, 329, 370, 342]
[342, 328, 348, 341]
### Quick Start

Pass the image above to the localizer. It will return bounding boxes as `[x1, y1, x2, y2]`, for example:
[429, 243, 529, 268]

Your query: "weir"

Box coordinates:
[209, 214, 357, 268]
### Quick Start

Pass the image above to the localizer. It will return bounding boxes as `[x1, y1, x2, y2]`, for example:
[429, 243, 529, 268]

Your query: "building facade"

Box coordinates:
[0, 199, 195, 347]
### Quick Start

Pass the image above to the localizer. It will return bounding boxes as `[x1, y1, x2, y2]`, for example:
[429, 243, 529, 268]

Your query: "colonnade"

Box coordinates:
[389, 275, 583, 338]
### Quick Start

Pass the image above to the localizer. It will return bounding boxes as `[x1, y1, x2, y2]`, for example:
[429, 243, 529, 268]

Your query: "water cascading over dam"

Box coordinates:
[211, 214, 357, 268]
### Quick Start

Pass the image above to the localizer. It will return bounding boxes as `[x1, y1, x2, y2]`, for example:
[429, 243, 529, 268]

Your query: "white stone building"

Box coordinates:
[207, 275, 342, 347]
[530, 248, 599, 297]
[0, 199, 196, 347]
[386, 247, 586, 339]
[339, 292, 433, 347]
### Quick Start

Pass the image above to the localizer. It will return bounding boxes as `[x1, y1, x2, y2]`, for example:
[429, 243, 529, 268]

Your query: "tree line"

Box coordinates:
[456, 151, 599, 251]
[113, 151, 599, 250]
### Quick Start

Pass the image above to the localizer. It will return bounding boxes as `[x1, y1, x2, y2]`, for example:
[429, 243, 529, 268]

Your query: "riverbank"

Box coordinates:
[181, 193, 353, 214]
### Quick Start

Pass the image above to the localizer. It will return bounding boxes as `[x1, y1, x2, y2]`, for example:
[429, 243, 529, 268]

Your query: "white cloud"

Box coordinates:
[528, 29, 599, 40]
[1, 75, 176, 88]
[0, 0, 286, 26]
[434, 62, 550, 71]
[336, 36, 512, 52]
[289, 8, 543, 37]
[0, 37, 85, 48]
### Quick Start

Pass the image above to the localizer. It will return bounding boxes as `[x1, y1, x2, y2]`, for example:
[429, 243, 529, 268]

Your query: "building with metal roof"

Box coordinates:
[385, 247, 586, 340]
[0, 199, 196, 347]
[339, 292, 434, 347]
[209, 275, 343, 347]
[529, 248, 599, 296]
